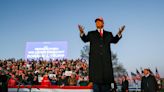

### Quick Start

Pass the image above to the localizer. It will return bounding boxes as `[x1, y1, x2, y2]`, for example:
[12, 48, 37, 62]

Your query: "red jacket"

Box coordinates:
[8, 78, 16, 86]
[41, 77, 51, 86]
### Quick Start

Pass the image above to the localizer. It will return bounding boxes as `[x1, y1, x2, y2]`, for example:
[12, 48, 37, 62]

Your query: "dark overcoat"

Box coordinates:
[141, 74, 158, 92]
[81, 30, 121, 84]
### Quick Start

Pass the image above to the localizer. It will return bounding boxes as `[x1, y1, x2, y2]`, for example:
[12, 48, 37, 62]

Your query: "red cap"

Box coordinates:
[95, 17, 104, 23]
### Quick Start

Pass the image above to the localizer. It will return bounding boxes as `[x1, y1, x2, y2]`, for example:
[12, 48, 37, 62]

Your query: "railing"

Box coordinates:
[8, 85, 93, 92]
[8, 85, 164, 92]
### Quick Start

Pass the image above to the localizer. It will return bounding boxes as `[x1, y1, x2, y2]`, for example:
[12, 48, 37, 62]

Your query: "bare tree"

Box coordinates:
[80, 44, 89, 61]
[80, 44, 127, 77]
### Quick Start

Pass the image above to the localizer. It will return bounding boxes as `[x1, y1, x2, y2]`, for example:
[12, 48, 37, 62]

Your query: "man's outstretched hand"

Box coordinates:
[78, 24, 84, 34]
[118, 25, 125, 36]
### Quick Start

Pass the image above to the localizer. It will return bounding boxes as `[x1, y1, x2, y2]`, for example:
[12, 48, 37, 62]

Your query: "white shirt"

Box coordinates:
[97, 28, 104, 34]
[145, 73, 150, 78]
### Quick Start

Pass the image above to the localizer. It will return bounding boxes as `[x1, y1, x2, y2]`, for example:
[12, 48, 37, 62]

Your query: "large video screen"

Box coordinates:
[25, 41, 67, 61]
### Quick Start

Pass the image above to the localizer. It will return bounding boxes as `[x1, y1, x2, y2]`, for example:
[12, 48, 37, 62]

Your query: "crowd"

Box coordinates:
[0, 59, 89, 86]
[0, 58, 163, 92]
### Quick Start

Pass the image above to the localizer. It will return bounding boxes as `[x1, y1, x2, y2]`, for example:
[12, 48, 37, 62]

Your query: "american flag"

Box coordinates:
[155, 67, 160, 79]
[136, 69, 141, 80]
[131, 72, 136, 80]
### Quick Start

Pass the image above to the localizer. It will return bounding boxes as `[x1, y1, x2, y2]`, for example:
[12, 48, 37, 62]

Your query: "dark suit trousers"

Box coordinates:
[93, 83, 112, 92]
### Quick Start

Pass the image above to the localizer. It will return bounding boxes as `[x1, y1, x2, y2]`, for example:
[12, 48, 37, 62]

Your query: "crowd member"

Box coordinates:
[121, 75, 129, 92]
[78, 75, 89, 86]
[8, 74, 16, 86]
[50, 76, 58, 85]
[0, 68, 9, 92]
[57, 75, 68, 86]
[41, 73, 51, 86]
[141, 69, 158, 92]
[67, 73, 77, 86]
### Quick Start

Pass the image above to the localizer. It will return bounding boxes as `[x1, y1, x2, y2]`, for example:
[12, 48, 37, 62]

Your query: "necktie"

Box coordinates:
[100, 29, 103, 37]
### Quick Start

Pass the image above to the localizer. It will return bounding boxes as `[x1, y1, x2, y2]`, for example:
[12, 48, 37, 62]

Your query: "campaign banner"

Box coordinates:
[25, 41, 67, 61]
